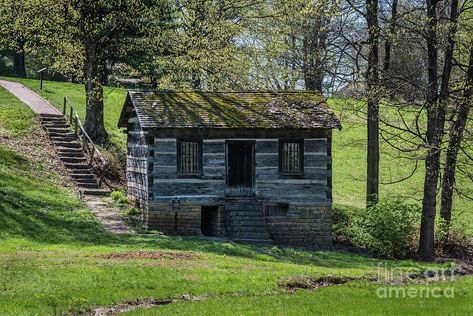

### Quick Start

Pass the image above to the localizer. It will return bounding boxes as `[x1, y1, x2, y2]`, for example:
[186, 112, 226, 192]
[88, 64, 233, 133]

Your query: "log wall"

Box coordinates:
[126, 128, 334, 248]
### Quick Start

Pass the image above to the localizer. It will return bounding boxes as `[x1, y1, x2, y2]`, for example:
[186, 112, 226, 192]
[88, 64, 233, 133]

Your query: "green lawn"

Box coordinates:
[0, 83, 472, 315]
[125, 278, 473, 315]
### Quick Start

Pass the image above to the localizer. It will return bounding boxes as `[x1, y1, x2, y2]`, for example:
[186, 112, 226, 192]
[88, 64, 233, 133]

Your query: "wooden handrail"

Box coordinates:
[63, 96, 108, 188]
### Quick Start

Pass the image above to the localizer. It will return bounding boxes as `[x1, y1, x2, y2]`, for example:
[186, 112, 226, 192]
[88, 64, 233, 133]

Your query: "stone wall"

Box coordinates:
[265, 205, 332, 249]
[147, 202, 202, 235]
[145, 201, 332, 249]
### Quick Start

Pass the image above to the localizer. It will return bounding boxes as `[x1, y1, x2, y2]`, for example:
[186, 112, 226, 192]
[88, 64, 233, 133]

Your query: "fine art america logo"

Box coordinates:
[376, 263, 455, 299]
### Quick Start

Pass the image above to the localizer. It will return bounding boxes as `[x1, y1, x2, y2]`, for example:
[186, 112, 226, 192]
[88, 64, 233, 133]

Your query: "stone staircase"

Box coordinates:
[225, 202, 273, 245]
[40, 113, 110, 196]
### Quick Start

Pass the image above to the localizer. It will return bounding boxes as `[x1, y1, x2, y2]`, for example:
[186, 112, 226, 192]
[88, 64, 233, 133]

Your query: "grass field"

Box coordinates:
[2, 76, 471, 233]
[0, 82, 472, 314]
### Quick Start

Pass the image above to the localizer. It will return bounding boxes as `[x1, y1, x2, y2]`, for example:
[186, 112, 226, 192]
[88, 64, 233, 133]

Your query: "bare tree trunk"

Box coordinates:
[419, 0, 440, 262]
[84, 40, 108, 142]
[12, 44, 27, 78]
[303, 15, 326, 93]
[383, 0, 398, 91]
[366, 0, 380, 205]
[438, 0, 459, 136]
[440, 43, 473, 225]
[382, 0, 398, 75]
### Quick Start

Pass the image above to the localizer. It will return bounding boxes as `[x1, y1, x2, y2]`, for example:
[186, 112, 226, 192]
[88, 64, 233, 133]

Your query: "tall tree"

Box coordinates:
[366, 0, 380, 205]
[440, 42, 473, 226]
[418, 0, 441, 261]
[64, 0, 152, 142]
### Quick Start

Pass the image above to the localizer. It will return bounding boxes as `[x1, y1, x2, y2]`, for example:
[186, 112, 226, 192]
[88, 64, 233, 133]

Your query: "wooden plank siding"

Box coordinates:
[146, 136, 332, 204]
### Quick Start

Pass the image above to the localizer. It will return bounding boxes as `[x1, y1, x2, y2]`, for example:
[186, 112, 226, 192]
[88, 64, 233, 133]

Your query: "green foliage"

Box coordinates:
[361, 199, 420, 259]
[331, 204, 363, 245]
[332, 199, 421, 259]
[436, 217, 473, 260]
[111, 190, 128, 205]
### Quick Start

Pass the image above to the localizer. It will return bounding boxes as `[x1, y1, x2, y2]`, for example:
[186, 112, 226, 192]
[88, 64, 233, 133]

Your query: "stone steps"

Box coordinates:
[44, 123, 70, 129]
[76, 181, 100, 189]
[47, 128, 71, 134]
[80, 188, 110, 196]
[51, 135, 77, 142]
[38, 113, 110, 196]
[60, 156, 87, 164]
[64, 163, 91, 169]
[52, 141, 81, 148]
[71, 174, 96, 180]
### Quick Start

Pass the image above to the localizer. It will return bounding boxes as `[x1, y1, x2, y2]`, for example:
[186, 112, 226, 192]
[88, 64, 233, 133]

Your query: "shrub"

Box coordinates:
[122, 207, 145, 231]
[360, 199, 420, 258]
[110, 190, 128, 205]
[332, 204, 364, 245]
[436, 217, 473, 260]
[332, 199, 420, 258]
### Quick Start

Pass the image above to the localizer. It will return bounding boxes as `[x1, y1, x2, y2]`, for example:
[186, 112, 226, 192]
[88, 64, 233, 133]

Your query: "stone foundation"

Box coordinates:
[265, 205, 332, 249]
[147, 202, 201, 235]
[145, 201, 332, 249]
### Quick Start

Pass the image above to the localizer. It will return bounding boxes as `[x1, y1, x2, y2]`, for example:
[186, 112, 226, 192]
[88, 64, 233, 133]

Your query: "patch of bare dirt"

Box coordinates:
[435, 258, 473, 276]
[278, 275, 353, 293]
[454, 262, 473, 276]
[91, 298, 174, 316]
[97, 250, 198, 261]
[87, 294, 206, 316]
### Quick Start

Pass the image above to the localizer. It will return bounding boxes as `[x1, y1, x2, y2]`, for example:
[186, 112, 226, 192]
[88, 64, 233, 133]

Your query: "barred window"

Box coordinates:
[264, 204, 289, 217]
[177, 139, 202, 175]
[279, 139, 304, 174]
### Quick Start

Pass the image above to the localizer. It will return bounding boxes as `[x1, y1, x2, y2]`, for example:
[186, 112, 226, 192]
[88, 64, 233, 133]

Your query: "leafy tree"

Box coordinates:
[60, 0, 158, 142]
[0, 0, 57, 77]
[152, 0, 260, 90]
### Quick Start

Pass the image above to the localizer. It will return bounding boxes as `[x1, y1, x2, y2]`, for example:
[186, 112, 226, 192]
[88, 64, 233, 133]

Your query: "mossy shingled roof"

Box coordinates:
[118, 90, 341, 129]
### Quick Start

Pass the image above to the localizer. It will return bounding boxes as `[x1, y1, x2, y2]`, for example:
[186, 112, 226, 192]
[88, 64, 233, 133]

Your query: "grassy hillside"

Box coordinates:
[2, 76, 471, 233]
[1, 84, 472, 314]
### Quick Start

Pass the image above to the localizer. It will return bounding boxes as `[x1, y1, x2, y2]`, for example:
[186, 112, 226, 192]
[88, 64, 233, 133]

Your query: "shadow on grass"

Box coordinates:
[0, 147, 427, 271]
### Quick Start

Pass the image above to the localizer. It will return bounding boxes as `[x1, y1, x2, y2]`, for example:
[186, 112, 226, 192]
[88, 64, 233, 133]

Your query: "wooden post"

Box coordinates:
[37, 68, 47, 91]
[98, 172, 104, 188]
[63, 97, 66, 115]
[89, 146, 95, 166]
[69, 107, 73, 125]
[74, 116, 78, 136]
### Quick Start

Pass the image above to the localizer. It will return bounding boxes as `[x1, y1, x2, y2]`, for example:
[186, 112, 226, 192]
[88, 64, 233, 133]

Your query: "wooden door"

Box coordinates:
[226, 141, 255, 197]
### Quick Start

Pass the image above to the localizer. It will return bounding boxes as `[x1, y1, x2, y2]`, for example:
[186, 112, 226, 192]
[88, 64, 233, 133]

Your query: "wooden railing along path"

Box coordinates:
[62, 96, 108, 188]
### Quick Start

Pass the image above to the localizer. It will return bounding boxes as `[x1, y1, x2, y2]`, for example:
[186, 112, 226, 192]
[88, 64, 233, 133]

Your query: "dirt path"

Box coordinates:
[0, 80, 62, 115]
[84, 196, 133, 234]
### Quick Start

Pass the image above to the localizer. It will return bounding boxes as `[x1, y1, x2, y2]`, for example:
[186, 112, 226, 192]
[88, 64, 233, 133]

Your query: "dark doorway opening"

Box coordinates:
[201, 206, 219, 237]
[226, 141, 255, 196]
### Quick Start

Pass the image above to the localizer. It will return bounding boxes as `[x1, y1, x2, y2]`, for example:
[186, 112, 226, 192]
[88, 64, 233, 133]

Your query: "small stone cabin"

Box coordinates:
[118, 91, 341, 248]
